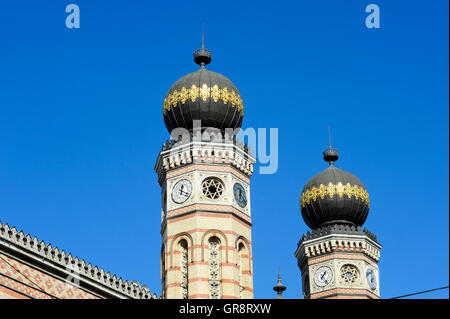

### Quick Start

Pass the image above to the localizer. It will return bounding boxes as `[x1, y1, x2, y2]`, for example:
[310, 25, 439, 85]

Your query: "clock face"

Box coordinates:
[233, 183, 247, 208]
[172, 179, 192, 204]
[314, 266, 333, 287]
[366, 268, 377, 290]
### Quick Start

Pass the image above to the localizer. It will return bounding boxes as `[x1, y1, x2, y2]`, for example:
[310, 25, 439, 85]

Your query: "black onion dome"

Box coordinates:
[300, 147, 370, 230]
[162, 47, 244, 134]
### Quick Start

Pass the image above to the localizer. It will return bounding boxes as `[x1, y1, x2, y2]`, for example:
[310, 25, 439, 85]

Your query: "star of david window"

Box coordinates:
[340, 264, 359, 283]
[202, 177, 224, 199]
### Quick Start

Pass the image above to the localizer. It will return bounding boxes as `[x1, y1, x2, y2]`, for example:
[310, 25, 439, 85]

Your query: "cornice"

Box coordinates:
[295, 225, 382, 264]
[299, 224, 379, 244]
[0, 221, 159, 299]
[154, 140, 255, 183]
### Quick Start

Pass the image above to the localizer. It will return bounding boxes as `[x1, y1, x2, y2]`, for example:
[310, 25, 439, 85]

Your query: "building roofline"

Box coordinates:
[0, 220, 158, 299]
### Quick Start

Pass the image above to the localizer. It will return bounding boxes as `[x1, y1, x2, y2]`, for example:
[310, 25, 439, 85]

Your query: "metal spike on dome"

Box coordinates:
[201, 23, 205, 50]
[328, 126, 332, 148]
[323, 127, 339, 165]
[193, 24, 212, 67]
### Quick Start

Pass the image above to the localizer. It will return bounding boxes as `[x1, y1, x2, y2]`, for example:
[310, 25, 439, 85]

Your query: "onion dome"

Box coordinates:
[300, 146, 370, 230]
[162, 39, 244, 134]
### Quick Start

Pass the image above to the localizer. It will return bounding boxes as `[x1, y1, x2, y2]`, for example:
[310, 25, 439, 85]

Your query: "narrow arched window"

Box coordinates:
[161, 245, 166, 299]
[238, 242, 247, 298]
[179, 239, 189, 299]
[208, 237, 221, 299]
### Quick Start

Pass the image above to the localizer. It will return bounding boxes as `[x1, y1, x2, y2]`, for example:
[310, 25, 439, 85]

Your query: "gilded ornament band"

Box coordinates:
[163, 84, 244, 115]
[300, 182, 370, 208]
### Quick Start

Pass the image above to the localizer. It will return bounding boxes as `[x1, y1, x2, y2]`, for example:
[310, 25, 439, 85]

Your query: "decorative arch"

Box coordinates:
[169, 232, 194, 267]
[235, 236, 251, 298]
[168, 233, 194, 299]
[235, 236, 252, 273]
[201, 229, 229, 262]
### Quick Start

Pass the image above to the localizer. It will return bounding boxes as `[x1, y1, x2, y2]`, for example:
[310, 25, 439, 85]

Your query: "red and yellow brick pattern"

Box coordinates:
[0, 253, 99, 299]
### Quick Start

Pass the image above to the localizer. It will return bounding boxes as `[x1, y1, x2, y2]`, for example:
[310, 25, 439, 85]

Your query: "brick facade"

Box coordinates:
[0, 253, 99, 299]
[0, 221, 157, 299]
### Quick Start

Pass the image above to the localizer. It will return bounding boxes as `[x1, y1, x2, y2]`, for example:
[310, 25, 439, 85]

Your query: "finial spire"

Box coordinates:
[201, 23, 205, 49]
[273, 268, 287, 299]
[328, 126, 332, 148]
[193, 24, 212, 67]
[323, 127, 339, 165]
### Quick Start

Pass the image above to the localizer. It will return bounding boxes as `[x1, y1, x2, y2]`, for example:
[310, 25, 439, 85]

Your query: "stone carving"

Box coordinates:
[209, 238, 221, 299]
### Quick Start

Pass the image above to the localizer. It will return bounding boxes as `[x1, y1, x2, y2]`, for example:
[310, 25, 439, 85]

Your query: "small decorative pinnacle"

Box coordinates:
[323, 146, 339, 165]
[273, 269, 286, 299]
[193, 25, 212, 67]
[323, 127, 339, 165]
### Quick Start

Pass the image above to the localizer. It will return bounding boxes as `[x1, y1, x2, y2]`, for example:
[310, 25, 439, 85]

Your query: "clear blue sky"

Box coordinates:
[0, 0, 448, 299]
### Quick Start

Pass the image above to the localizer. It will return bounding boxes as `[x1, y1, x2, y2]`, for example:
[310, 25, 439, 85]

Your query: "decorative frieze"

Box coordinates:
[297, 232, 381, 263]
[155, 141, 255, 181]
[163, 84, 244, 115]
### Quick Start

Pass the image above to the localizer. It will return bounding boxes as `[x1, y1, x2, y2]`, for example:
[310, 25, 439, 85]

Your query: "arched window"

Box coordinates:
[208, 237, 221, 299]
[161, 244, 166, 298]
[238, 242, 246, 298]
[179, 239, 189, 299]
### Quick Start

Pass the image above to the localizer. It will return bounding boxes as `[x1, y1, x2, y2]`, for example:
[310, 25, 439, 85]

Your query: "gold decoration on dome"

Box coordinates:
[300, 182, 370, 208]
[163, 84, 244, 115]
[179, 87, 189, 104]
[200, 84, 210, 101]
[222, 87, 229, 104]
[189, 84, 199, 102]
[210, 84, 220, 102]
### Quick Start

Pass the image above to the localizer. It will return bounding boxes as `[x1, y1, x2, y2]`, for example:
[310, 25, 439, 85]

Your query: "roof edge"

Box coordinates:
[0, 220, 158, 299]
